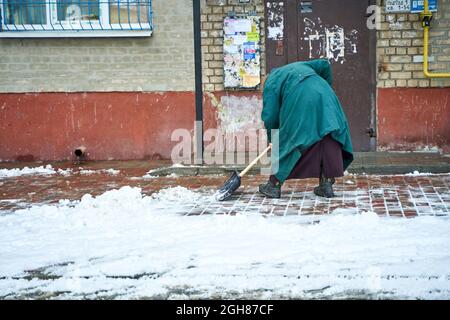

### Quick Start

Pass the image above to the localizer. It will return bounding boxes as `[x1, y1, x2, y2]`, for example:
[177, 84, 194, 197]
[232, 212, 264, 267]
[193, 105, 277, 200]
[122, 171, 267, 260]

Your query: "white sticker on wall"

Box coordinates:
[385, 0, 411, 12]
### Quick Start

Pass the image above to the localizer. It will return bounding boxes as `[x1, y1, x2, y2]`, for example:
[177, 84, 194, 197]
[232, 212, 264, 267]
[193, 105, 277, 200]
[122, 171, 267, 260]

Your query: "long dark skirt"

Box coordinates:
[271, 134, 344, 184]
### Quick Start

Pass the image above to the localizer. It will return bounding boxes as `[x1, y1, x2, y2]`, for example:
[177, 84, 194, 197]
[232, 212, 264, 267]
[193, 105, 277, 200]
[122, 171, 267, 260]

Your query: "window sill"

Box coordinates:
[0, 30, 153, 38]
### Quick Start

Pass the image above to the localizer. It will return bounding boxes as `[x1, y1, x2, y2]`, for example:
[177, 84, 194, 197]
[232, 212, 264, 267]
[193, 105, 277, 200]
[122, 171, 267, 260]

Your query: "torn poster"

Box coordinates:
[301, 18, 359, 65]
[242, 75, 260, 88]
[266, 2, 284, 40]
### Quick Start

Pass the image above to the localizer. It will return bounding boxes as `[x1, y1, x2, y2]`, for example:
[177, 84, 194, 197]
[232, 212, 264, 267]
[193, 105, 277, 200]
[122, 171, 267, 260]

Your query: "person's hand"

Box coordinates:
[269, 143, 273, 149]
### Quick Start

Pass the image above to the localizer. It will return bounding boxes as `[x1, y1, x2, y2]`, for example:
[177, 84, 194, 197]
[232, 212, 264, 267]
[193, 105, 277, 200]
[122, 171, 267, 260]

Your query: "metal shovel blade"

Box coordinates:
[215, 171, 241, 201]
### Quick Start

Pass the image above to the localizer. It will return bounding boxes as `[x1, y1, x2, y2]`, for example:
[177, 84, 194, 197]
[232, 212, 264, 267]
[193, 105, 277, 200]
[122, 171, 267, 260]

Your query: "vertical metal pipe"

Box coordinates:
[193, 0, 203, 164]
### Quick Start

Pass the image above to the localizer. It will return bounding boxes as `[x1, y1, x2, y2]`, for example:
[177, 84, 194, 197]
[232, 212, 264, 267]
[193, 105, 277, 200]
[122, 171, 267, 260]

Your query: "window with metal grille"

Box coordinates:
[0, 0, 153, 37]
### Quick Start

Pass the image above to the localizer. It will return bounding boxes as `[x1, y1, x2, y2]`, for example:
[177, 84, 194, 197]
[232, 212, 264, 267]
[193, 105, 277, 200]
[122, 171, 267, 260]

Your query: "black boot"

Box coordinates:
[259, 180, 281, 199]
[314, 174, 335, 198]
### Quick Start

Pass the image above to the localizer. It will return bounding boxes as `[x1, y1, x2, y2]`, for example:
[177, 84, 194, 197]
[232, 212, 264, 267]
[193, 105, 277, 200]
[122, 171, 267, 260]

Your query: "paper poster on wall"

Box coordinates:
[242, 75, 260, 88]
[233, 35, 248, 45]
[223, 16, 261, 89]
[243, 42, 256, 60]
[225, 45, 239, 54]
[246, 32, 259, 42]
[234, 19, 252, 33]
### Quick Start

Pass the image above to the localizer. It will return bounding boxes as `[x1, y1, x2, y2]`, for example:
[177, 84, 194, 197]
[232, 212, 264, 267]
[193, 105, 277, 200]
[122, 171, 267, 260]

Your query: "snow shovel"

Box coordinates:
[215, 145, 272, 201]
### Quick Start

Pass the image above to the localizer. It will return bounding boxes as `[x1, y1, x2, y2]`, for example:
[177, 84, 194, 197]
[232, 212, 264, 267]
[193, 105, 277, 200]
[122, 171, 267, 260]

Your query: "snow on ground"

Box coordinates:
[0, 166, 120, 179]
[0, 165, 57, 178]
[0, 186, 450, 299]
[405, 171, 434, 176]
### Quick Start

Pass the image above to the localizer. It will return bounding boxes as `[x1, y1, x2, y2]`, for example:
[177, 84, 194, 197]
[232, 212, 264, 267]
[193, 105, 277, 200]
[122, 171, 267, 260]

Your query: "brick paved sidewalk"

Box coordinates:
[1, 162, 449, 219]
[186, 174, 450, 219]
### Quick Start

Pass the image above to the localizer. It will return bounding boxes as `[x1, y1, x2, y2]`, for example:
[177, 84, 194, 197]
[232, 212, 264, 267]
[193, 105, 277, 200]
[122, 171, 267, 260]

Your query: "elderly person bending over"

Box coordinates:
[259, 59, 354, 199]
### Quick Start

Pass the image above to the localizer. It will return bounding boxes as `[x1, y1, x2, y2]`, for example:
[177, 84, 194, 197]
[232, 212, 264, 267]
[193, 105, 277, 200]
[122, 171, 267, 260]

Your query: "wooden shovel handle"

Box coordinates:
[239, 145, 272, 177]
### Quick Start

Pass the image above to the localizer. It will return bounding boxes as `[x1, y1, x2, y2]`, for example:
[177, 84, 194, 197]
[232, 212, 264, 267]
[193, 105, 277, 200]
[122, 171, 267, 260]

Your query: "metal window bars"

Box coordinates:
[0, 0, 153, 33]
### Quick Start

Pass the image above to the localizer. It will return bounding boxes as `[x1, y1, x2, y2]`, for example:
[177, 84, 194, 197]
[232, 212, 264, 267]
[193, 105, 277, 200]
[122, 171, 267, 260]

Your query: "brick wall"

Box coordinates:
[0, 0, 195, 93]
[377, 0, 450, 88]
[201, 0, 266, 92]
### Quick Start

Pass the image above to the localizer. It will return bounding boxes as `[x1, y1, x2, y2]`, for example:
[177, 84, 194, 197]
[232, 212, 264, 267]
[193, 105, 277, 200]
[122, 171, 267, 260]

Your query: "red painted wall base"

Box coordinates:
[0, 92, 195, 161]
[377, 88, 450, 153]
[0, 88, 449, 162]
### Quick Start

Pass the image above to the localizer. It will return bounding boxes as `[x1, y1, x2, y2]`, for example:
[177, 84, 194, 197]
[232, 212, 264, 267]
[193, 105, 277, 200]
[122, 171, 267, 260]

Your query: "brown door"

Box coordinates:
[265, 0, 376, 151]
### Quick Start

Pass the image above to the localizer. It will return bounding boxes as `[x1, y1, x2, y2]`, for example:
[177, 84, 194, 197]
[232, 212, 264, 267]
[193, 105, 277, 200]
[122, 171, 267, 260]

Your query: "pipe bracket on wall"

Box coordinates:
[420, 12, 433, 27]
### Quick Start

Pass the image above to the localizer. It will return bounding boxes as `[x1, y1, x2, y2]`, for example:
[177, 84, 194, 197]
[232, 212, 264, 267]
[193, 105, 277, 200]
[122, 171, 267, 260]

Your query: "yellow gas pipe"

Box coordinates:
[421, 0, 450, 78]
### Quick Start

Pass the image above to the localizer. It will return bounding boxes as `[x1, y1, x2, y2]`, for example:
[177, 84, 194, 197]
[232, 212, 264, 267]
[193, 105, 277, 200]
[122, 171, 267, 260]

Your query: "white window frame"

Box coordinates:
[0, 0, 152, 37]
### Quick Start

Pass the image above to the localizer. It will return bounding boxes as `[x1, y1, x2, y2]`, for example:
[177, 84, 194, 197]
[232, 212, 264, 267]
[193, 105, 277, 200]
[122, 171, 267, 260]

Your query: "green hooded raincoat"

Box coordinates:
[262, 59, 354, 183]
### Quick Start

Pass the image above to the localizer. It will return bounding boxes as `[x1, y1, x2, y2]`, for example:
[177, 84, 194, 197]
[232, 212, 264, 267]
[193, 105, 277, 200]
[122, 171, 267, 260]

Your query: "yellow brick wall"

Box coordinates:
[377, 0, 450, 88]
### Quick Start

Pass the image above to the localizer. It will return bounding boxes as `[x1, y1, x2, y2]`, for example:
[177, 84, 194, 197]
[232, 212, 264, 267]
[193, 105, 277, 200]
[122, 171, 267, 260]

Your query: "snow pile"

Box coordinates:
[150, 186, 203, 204]
[405, 170, 434, 176]
[57, 168, 73, 176]
[0, 165, 57, 178]
[103, 169, 120, 175]
[0, 166, 121, 179]
[0, 186, 450, 299]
